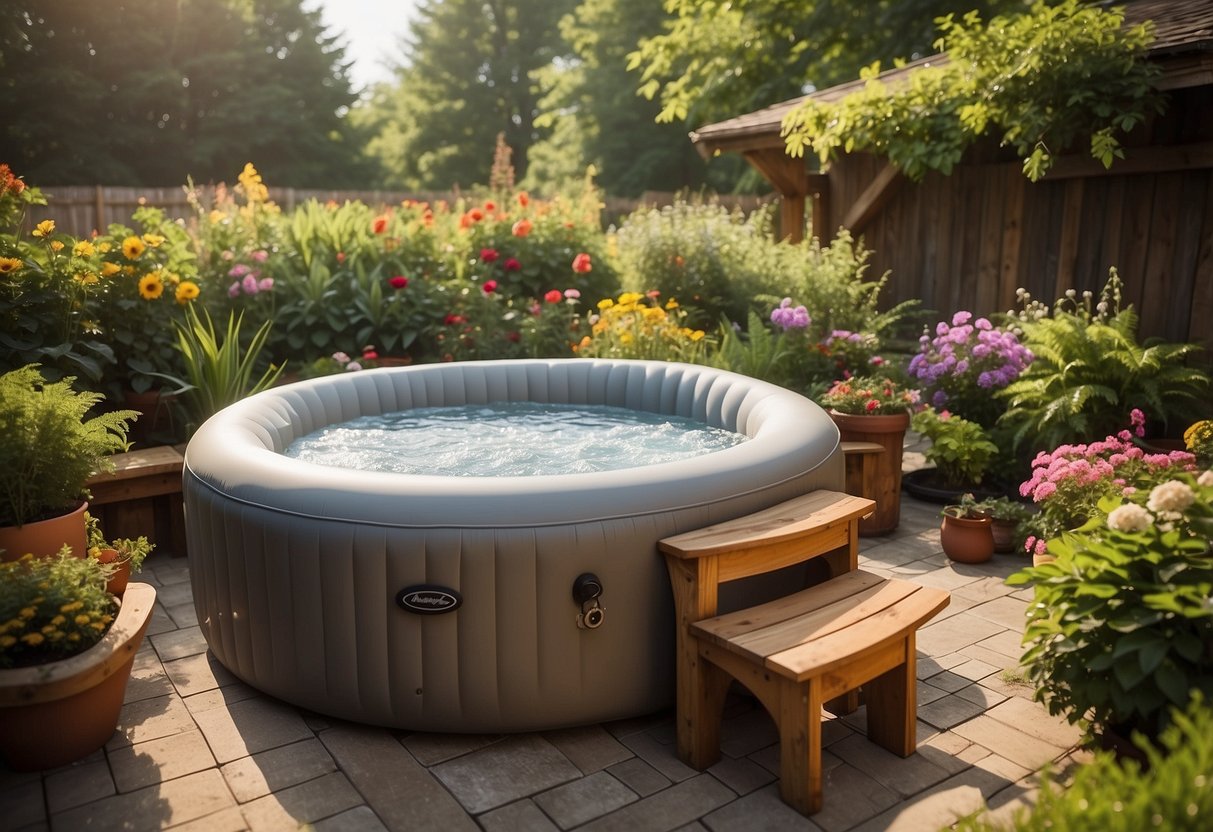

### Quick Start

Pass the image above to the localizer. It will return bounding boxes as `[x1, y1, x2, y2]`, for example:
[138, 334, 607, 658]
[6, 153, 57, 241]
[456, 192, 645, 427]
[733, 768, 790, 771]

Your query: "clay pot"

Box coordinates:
[93, 547, 133, 596]
[829, 410, 910, 536]
[0, 501, 89, 562]
[0, 583, 156, 771]
[940, 512, 994, 563]
[990, 519, 1018, 554]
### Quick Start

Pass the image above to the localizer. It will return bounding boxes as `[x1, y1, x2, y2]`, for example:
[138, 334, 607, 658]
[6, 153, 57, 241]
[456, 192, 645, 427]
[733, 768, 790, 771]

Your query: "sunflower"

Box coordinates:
[122, 236, 145, 260]
[138, 273, 164, 300]
[175, 280, 200, 304]
[0, 257, 22, 274]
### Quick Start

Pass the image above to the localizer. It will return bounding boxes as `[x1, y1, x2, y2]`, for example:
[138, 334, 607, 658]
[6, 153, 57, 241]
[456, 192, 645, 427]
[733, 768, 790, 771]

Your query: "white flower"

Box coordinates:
[1107, 503, 1153, 533]
[1198, 470, 1213, 488]
[1146, 480, 1195, 514]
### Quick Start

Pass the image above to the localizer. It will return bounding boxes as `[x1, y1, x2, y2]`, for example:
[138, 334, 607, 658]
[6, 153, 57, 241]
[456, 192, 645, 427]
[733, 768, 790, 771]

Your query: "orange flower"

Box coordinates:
[512, 218, 533, 238]
[517, 191, 529, 208]
[372, 215, 389, 234]
[175, 280, 200, 304]
[571, 253, 592, 273]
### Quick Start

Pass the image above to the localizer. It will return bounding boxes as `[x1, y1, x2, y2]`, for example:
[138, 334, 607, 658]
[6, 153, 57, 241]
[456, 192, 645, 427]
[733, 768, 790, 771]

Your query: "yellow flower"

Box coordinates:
[19, 606, 36, 619]
[618, 292, 644, 305]
[75, 272, 99, 285]
[32, 219, 55, 237]
[101, 262, 121, 277]
[97, 241, 112, 253]
[60, 600, 83, 613]
[0, 635, 15, 648]
[597, 299, 614, 310]
[50, 615, 65, 626]
[162, 270, 181, 285]
[50, 240, 64, 252]
[123, 265, 136, 276]
[665, 299, 679, 310]
[74, 614, 90, 625]
[142, 233, 166, 248]
[690, 330, 706, 342]
[238, 162, 269, 203]
[73, 240, 96, 257]
[20, 632, 44, 646]
[122, 235, 146, 260]
[138, 273, 164, 299]
[208, 209, 226, 224]
[175, 280, 200, 304]
[0, 256, 22, 274]
[67, 633, 80, 642]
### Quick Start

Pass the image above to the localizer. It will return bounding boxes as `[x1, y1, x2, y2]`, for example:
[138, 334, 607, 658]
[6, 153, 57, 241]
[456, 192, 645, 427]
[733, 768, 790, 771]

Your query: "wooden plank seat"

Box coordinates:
[85, 445, 187, 556]
[658, 490, 950, 816]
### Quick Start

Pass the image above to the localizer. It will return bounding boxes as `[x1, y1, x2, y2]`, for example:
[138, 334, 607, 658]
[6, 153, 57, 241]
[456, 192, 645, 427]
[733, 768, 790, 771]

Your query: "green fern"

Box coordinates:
[708, 311, 793, 386]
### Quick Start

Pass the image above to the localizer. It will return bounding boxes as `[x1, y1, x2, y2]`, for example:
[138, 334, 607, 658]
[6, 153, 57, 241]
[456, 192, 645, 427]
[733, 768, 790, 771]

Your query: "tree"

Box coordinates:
[0, 0, 371, 187]
[529, 0, 738, 197]
[627, 0, 1022, 128]
[355, 0, 575, 190]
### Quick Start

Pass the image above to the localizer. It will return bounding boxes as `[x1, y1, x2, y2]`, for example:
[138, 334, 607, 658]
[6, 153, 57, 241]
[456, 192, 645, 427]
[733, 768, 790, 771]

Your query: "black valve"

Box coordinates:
[573, 573, 605, 629]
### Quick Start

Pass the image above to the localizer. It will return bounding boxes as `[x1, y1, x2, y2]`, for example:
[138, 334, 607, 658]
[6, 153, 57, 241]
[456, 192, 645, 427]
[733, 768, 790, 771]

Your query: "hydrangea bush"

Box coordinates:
[908, 311, 1032, 426]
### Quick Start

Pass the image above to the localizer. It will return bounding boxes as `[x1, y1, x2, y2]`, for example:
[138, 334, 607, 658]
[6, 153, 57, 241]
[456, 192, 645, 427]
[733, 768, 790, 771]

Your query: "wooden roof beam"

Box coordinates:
[842, 162, 903, 234]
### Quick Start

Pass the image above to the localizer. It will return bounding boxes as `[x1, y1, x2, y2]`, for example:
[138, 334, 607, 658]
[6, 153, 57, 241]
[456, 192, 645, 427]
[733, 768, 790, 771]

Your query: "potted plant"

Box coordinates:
[966, 495, 1033, 553]
[939, 494, 995, 563]
[0, 366, 136, 561]
[86, 513, 153, 597]
[1008, 472, 1213, 752]
[820, 374, 920, 535]
[905, 406, 1002, 502]
[0, 549, 157, 770]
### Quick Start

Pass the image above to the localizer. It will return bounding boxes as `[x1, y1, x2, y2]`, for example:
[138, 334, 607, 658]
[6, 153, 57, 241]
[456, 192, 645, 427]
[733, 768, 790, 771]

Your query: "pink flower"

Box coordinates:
[250, 249, 269, 263]
[482, 279, 498, 294]
[258, 277, 274, 292]
[544, 289, 562, 304]
[228, 263, 250, 278]
[1130, 408, 1146, 437]
[503, 258, 521, 271]
[227, 282, 240, 298]
[564, 288, 581, 299]
[480, 248, 500, 264]
[241, 274, 259, 295]
[345, 361, 362, 371]
[389, 275, 408, 289]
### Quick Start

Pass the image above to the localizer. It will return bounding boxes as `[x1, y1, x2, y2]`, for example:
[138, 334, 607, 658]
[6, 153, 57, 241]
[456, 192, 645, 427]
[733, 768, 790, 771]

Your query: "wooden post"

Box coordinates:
[743, 148, 809, 242]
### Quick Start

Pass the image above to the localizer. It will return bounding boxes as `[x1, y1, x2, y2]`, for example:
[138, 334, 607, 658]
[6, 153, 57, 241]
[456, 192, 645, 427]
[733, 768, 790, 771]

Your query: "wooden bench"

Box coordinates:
[85, 445, 187, 557]
[658, 490, 950, 816]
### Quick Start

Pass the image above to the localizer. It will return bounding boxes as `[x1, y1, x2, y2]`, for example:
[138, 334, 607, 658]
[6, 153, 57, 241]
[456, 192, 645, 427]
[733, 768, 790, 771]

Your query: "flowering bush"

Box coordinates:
[1186, 420, 1213, 467]
[908, 310, 1032, 426]
[820, 375, 920, 415]
[1010, 471, 1213, 740]
[911, 407, 1000, 487]
[1018, 421, 1197, 555]
[298, 346, 381, 379]
[575, 291, 707, 362]
[0, 551, 117, 669]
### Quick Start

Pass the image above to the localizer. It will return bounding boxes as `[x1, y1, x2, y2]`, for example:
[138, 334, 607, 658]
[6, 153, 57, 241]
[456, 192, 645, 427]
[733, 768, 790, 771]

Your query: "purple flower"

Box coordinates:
[227, 281, 240, 298]
[228, 263, 251, 278]
[770, 297, 810, 330]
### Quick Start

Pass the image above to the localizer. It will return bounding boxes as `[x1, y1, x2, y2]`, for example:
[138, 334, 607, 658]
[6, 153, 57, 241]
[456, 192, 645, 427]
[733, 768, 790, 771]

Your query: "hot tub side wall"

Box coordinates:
[184, 360, 844, 732]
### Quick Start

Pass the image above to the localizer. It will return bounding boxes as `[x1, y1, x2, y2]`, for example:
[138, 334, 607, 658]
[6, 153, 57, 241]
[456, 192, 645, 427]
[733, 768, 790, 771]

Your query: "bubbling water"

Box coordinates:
[285, 402, 747, 477]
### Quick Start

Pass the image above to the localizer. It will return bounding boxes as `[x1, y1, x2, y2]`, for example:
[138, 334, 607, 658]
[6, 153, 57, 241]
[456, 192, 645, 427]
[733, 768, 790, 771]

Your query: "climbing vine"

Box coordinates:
[781, 0, 1163, 181]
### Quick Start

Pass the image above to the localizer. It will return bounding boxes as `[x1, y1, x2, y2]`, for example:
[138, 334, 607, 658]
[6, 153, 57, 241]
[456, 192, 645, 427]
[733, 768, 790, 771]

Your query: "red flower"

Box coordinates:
[571, 253, 592, 273]
[444, 314, 465, 326]
[865, 399, 879, 412]
[372, 215, 389, 234]
[362, 347, 379, 360]
[512, 218, 533, 238]
[482, 279, 498, 293]
[483, 200, 496, 212]
[506, 331, 521, 343]
[544, 289, 563, 304]
[469, 208, 484, 222]
[336, 251, 346, 264]
[388, 275, 408, 289]
[517, 191, 529, 208]
[480, 248, 500, 264]
[504, 257, 521, 271]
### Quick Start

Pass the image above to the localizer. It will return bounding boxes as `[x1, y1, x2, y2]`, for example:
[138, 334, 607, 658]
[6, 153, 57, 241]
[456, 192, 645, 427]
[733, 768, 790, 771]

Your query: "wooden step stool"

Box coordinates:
[658, 491, 950, 816]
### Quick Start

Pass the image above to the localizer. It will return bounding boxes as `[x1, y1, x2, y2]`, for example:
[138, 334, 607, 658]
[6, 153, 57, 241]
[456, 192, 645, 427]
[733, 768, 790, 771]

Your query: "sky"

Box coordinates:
[311, 0, 420, 91]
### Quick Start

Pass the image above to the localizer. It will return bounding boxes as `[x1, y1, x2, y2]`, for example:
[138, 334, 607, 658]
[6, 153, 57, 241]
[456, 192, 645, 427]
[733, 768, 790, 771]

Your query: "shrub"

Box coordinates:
[999, 269, 1210, 456]
[954, 695, 1213, 832]
[911, 406, 1000, 487]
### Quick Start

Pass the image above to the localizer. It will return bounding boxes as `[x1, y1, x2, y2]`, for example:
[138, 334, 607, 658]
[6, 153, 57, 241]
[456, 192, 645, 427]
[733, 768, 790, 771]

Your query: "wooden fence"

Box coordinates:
[25, 185, 775, 238]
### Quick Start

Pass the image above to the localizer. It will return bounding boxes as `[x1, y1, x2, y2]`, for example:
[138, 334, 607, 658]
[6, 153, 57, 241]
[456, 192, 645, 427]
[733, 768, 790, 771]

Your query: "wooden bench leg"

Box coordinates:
[679, 653, 732, 770]
[778, 678, 825, 815]
[863, 636, 917, 757]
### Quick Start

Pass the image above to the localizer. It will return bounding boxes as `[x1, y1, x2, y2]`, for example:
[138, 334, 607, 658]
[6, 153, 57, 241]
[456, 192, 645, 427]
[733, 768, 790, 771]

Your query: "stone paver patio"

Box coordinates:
[3, 466, 1087, 831]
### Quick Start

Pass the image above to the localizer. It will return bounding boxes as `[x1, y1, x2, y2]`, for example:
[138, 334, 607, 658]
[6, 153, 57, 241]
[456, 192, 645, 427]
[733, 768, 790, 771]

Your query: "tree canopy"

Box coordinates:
[0, 0, 371, 187]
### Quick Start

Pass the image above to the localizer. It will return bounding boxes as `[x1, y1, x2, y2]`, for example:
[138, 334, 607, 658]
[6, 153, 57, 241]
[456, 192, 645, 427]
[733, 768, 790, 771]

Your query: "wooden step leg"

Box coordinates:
[863, 636, 917, 757]
[778, 678, 824, 815]
[680, 654, 731, 770]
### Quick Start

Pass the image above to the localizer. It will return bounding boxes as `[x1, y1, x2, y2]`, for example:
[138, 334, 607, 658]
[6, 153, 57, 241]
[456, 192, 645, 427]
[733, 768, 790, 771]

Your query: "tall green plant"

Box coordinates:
[158, 306, 283, 432]
[998, 270, 1209, 456]
[0, 365, 134, 527]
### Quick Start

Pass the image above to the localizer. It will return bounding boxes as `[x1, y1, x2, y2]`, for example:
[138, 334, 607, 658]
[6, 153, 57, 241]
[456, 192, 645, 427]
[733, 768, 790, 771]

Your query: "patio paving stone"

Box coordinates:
[543, 724, 634, 775]
[811, 762, 900, 832]
[1, 775, 46, 829]
[401, 731, 502, 766]
[191, 695, 315, 764]
[984, 697, 1084, 748]
[107, 693, 197, 750]
[702, 783, 825, 832]
[50, 768, 235, 831]
[915, 613, 1006, 657]
[311, 804, 391, 832]
[163, 650, 240, 697]
[707, 752, 778, 795]
[107, 728, 216, 793]
[917, 693, 990, 730]
[533, 770, 639, 828]
[321, 723, 477, 832]
[577, 773, 735, 832]
[123, 647, 177, 705]
[951, 716, 1068, 771]
[718, 707, 781, 758]
[44, 758, 115, 813]
[967, 595, 1031, 630]
[182, 680, 263, 716]
[478, 799, 561, 832]
[430, 734, 581, 815]
[948, 658, 1002, 682]
[828, 734, 953, 799]
[238, 771, 362, 831]
[148, 624, 208, 662]
[605, 757, 672, 797]
[619, 728, 699, 783]
[219, 737, 337, 803]
[152, 580, 195, 608]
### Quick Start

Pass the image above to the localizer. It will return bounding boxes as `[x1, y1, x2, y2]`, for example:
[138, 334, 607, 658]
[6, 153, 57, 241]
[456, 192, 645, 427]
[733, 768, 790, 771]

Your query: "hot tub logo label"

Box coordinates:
[396, 585, 462, 615]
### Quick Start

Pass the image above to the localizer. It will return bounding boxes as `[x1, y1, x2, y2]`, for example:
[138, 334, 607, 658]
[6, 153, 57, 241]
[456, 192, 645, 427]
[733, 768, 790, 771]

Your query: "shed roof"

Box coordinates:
[690, 0, 1213, 158]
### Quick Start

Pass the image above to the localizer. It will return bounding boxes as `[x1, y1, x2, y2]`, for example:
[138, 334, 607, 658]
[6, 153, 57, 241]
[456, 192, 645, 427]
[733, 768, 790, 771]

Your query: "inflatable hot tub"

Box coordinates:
[184, 359, 843, 731]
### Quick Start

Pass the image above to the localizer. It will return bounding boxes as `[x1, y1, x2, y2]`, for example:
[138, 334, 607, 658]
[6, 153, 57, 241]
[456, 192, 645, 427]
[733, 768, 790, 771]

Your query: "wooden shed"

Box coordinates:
[690, 0, 1213, 355]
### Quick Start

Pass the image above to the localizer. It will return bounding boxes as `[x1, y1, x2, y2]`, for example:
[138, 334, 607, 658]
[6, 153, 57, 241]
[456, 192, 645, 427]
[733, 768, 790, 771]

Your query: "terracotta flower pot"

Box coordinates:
[940, 513, 994, 563]
[990, 519, 1018, 554]
[0, 501, 89, 562]
[829, 410, 910, 536]
[93, 547, 133, 596]
[0, 583, 156, 771]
